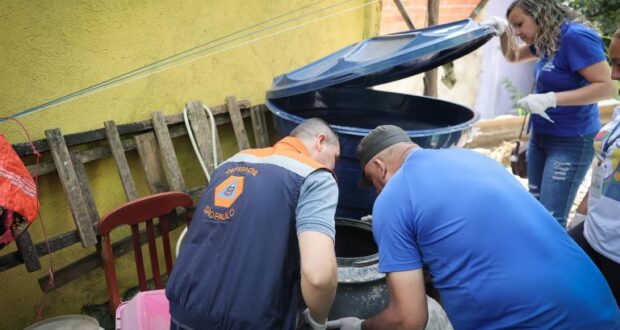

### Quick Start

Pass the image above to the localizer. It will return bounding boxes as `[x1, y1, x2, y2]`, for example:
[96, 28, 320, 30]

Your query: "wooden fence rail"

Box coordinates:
[1, 97, 271, 294]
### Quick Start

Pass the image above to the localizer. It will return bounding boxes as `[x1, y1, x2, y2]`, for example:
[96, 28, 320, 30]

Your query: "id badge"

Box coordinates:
[590, 162, 605, 199]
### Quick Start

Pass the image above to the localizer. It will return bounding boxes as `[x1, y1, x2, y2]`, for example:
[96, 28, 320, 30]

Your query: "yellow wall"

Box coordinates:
[0, 1, 380, 328]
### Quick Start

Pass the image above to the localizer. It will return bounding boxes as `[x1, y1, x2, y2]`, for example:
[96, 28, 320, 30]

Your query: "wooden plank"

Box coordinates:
[3, 100, 265, 271]
[151, 112, 186, 192]
[393, 0, 415, 29]
[7, 228, 86, 274]
[14, 231, 41, 272]
[135, 132, 169, 194]
[469, 0, 490, 20]
[187, 186, 206, 200]
[0, 229, 84, 272]
[70, 151, 100, 225]
[37, 213, 187, 291]
[466, 103, 618, 148]
[104, 121, 139, 201]
[28, 123, 166, 177]
[24, 108, 254, 177]
[14, 100, 251, 157]
[168, 99, 250, 124]
[18, 121, 151, 158]
[35, 230, 81, 256]
[250, 105, 270, 148]
[0, 252, 22, 272]
[40, 256, 98, 292]
[226, 96, 251, 151]
[3, 201, 195, 273]
[423, 69, 438, 97]
[185, 101, 221, 175]
[136, 125, 185, 286]
[423, 0, 439, 98]
[45, 128, 97, 247]
[249, 106, 261, 148]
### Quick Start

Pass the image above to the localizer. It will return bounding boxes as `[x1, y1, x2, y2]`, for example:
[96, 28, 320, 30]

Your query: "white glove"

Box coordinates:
[482, 16, 508, 36]
[303, 308, 327, 330]
[517, 92, 556, 123]
[326, 317, 363, 330]
[360, 214, 372, 222]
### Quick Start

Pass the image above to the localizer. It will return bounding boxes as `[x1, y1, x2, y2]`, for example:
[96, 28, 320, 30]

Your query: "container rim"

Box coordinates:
[335, 217, 378, 267]
[335, 217, 385, 283]
[265, 98, 480, 137]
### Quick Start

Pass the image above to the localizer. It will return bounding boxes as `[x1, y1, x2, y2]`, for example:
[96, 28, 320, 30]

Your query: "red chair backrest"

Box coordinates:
[98, 191, 193, 313]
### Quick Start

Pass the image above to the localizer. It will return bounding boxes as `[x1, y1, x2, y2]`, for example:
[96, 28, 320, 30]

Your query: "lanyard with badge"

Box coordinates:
[591, 121, 620, 198]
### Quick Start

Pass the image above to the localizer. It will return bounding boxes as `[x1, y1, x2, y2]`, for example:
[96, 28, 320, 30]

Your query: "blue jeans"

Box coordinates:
[527, 131, 595, 227]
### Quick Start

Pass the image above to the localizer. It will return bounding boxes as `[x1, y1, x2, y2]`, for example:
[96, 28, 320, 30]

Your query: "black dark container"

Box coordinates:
[331, 217, 386, 319]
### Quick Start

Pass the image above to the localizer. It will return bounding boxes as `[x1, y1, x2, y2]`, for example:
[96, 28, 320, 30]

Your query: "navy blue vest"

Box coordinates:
[167, 137, 328, 329]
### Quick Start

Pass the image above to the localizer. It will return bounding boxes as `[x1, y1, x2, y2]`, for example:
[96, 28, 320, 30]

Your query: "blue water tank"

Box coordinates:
[266, 19, 495, 219]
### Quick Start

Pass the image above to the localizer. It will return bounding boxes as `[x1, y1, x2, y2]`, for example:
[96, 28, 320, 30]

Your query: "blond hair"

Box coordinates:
[506, 0, 593, 58]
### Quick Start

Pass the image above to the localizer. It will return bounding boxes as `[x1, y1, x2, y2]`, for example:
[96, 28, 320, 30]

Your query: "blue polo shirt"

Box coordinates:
[530, 22, 606, 136]
[372, 148, 620, 329]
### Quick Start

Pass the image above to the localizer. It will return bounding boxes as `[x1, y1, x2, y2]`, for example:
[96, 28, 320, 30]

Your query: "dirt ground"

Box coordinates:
[472, 142, 591, 229]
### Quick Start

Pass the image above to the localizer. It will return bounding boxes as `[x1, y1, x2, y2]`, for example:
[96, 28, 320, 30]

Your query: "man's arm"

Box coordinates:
[363, 269, 428, 330]
[299, 231, 338, 323]
[296, 170, 339, 324]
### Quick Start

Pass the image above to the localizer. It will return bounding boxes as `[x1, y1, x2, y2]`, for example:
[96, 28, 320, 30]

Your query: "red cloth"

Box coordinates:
[0, 134, 37, 248]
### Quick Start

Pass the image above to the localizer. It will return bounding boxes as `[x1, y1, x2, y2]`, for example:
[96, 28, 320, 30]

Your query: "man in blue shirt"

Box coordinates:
[327, 125, 620, 329]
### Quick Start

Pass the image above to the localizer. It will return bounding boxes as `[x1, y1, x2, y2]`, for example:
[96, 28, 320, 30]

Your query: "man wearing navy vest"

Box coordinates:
[167, 118, 340, 330]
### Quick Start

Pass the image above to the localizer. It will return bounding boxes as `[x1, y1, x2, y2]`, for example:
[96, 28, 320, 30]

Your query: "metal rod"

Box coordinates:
[423, 0, 439, 97]
[469, 0, 490, 20]
[393, 0, 415, 29]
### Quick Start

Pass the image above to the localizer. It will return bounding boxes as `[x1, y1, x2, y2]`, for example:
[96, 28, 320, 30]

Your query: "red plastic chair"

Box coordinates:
[98, 191, 194, 313]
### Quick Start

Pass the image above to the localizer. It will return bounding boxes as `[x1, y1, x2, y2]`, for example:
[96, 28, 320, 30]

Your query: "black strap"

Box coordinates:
[602, 120, 620, 156]
[517, 113, 530, 142]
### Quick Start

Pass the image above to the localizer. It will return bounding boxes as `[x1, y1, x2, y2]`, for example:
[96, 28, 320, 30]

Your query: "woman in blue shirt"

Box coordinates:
[486, 0, 616, 227]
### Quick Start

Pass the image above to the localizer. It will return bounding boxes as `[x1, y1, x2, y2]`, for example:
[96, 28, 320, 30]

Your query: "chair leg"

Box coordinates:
[101, 235, 121, 313]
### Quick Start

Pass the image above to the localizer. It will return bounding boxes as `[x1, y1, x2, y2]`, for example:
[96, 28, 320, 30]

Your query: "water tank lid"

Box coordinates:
[267, 19, 494, 99]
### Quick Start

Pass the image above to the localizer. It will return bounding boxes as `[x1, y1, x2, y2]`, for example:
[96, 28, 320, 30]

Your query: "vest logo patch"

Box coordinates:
[214, 175, 244, 208]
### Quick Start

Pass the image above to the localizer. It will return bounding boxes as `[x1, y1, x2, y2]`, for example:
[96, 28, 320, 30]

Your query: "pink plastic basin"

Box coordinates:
[116, 289, 170, 330]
